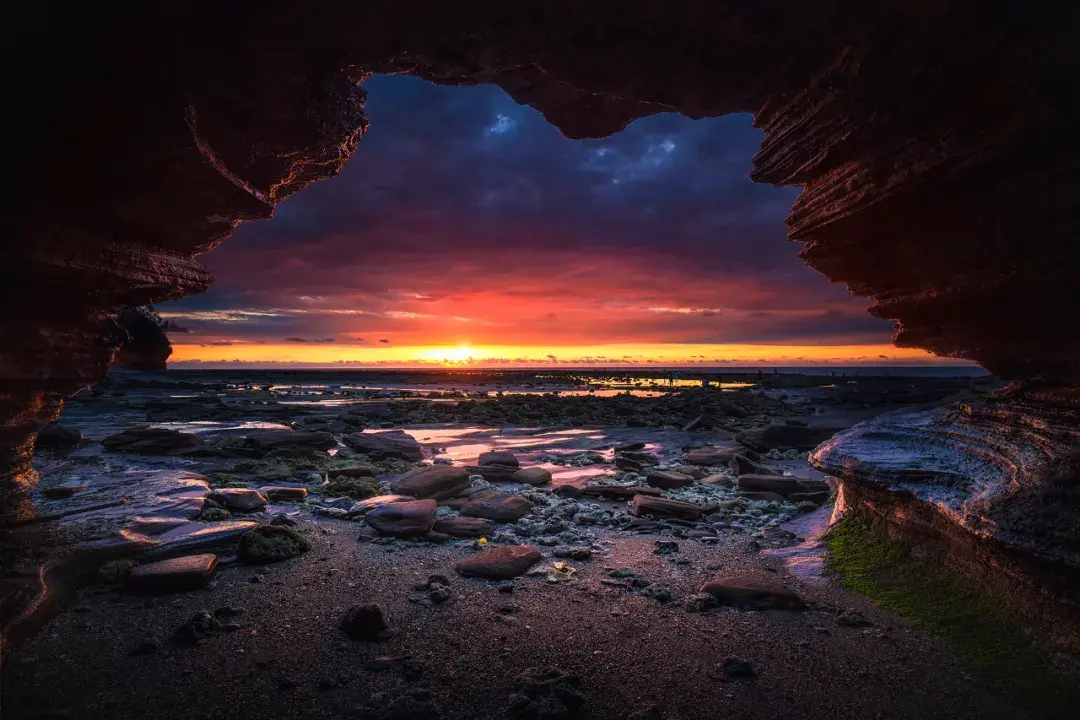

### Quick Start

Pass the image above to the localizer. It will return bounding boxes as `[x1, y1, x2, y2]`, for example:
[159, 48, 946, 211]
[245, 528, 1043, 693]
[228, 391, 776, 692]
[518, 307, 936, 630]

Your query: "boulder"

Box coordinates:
[102, 427, 202, 454]
[347, 495, 414, 517]
[343, 430, 423, 460]
[461, 493, 534, 522]
[736, 425, 836, 452]
[36, 424, 82, 452]
[684, 447, 736, 466]
[478, 450, 519, 468]
[365, 499, 437, 537]
[433, 516, 494, 538]
[511, 467, 552, 485]
[207, 488, 267, 511]
[632, 495, 703, 521]
[390, 466, 470, 500]
[700, 576, 805, 610]
[125, 554, 218, 593]
[646, 471, 695, 490]
[456, 546, 541, 579]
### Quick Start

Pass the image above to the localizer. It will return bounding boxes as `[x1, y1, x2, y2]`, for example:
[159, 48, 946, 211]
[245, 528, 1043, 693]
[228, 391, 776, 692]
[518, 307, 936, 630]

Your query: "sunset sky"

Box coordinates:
[161, 75, 968, 369]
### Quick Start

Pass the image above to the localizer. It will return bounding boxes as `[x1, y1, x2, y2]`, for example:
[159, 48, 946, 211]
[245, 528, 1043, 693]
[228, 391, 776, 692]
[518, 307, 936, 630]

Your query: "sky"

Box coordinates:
[161, 75, 966, 369]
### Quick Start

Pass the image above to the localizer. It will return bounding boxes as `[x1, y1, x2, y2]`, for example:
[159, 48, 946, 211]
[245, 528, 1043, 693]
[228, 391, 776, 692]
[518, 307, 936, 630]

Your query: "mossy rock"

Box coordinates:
[98, 559, 138, 584]
[206, 472, 249, 488]
[199, 507, 231, 521]
[234, 456, 329, 480]
[323, 476, 379, 499]
[238, 525, 311, 564]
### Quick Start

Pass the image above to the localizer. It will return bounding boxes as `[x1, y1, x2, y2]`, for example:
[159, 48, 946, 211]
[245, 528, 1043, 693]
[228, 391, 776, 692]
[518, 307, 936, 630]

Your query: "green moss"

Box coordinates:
[322, 476, 379, 499]
[825, 516, 1079, 716]
[98, 559, 137, 584]
[238, 525, 311, 564]
[206, 472, 249, 488]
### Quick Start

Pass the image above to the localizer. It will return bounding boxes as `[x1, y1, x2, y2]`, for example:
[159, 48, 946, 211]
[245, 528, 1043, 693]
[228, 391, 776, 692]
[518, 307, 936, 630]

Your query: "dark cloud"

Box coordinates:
[284, 336, 335, 343]
[160, 74, 895, 350]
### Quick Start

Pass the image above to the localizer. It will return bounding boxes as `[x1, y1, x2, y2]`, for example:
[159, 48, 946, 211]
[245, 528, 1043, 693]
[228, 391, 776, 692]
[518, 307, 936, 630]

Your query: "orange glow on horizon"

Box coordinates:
[169, 342, 971, 368]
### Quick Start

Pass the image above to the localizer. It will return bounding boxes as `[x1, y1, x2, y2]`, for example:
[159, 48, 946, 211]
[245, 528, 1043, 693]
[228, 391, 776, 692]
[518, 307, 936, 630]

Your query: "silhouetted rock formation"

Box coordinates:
[113, 306, 172, 372]
[2, 2, 1078, 502]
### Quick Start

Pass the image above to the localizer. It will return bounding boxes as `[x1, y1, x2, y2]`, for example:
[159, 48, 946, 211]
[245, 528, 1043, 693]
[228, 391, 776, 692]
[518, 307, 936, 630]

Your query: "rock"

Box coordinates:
[461, 493, 534, 522]
[126, 554, 218, 592]
[835, 610, 874, 627]
[113, 306, 173, 372]
[654, 540, 680, 555]
[615, 456, 645, 472]
[506, 667, 585, 719]
[699, 474, 733, 486]
[99, 559, 137, 584]
[245, 429, 337, 451]
[645, 470, 695, 489]
[614, 441, 646, 452]
[433, 516, 494, 538]
[685, 592, 720, 612]
[478, 450, 519, 468]
[237, 525, 311, 563]
[789, 491, 831, 504]
[366, 688, 442, 720]
[511, 466, 552, 485]
[722, 657, 755, 679]
[684, 447, 736, 466]
[102, 427, 202, 454]
[174, 610, 221, 644]
[465, 464, 519, 482]
[328, 466, 376, 479]
[736, 474, 830, 498]
[729, 454, 778, 476]
[260, 486, 308, 501]
[456, 546, 541, 579]
[347, 494, 414, 517]
[736, 490, 787, 502]
[390, 466, 470, 500]
[736, 424, 836, 452]
[676, 465, 707, 479]
[583, 484, 661, 500]
[632, 495, 703, 521]
[43, 485, 84, 499]
[681, 413, 721, 431]
[552, 483, 585, 499]
[341, 603, 391, 641]
[342, 430, 423, 461]
[324, 476, 379, 499]
[206, 488, 267, 512]
[36, 424, 82, 451]
[365, 499, 437, 537]
[199, 507, 231, 521]
[643, 583, 677, 603]
[268, 512, 298, 526]
[624, 517, 660, 532]
[619, 450, 661, 465]
[700, 576, 805, 610]
[553, 547, 592, 560]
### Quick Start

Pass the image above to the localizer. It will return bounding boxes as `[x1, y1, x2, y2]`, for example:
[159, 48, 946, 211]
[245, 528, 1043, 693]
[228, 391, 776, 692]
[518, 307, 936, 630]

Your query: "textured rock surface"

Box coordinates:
[112, 306, 172, 372]
[390, 466, 470, 500]
[3, 2, 1079, 499]
[364, 499, 437, 537]
[456, 546, 541, 579]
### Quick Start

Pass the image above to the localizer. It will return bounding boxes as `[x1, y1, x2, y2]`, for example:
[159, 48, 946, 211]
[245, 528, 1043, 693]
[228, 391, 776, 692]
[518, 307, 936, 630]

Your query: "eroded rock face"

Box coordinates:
[3, 2, 1078, 498]
[112, 306, 172, 372]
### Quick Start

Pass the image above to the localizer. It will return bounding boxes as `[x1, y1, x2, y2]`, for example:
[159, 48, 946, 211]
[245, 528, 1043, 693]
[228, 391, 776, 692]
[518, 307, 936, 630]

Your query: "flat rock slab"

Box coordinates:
[583, 484, 661, 500]
[646, 471, 695, 489]
[701, 576, 805, 610]
[102, 427, 202, 454]
[730, 454, 779, 476]
[246, 430, 337, 451]
[343, 430, 423, 461]
[260, 486, 308, 501]
[466, 464, 519, 482]
[456, 546, 541, 579]
[618, 451, 660, 465]
[684, 448, 736, 466]
[461, 493, 533, 522]
[365, 499, 437, 537]
[511, 467, 552, 485]
[632, 495, 703, 521]
[737, 474, 829, 497]
[478, 450, 519, 468]
[391, 466, 470, 500]
[207, 488, 267, 511]
[433, 516, 494, 538]
[347, 495, 414, 517]
[126, 554, 218, 593]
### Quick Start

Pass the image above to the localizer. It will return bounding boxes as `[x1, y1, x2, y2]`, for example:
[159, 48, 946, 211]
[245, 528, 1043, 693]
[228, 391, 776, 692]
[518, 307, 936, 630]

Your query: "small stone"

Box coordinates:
[260, 486, 308, 501]
[653, 540, 680, 556]
[632, 495, 702, 521]
[478, 450, 520, 468]
[553, 547, 592, 560]
[206, 488, 267, 512]
[685, 593, 720, 612]
[510, 466, 552, 485]
[432, 516, 494, 538]
[700, 577, 804, 610]
[341, 603, 391, 641]
[643, 583, 677, 603]
[646, 471, 695, 490]
[98, 559, 138, 584]
[835, 610, 874, 627]
[174, 610, 221, 644]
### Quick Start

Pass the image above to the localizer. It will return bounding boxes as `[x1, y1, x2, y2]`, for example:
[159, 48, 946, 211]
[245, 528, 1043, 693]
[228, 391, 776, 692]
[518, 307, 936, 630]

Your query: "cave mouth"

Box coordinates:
[2, 4, 1079, 716]
[155, 74, 914, 373]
